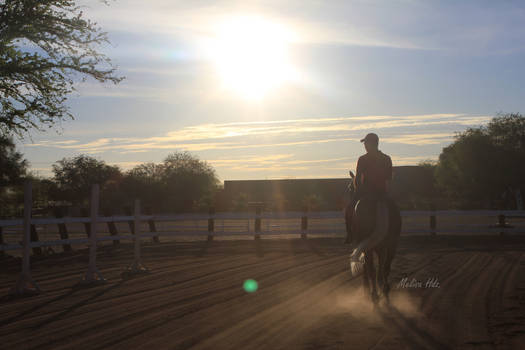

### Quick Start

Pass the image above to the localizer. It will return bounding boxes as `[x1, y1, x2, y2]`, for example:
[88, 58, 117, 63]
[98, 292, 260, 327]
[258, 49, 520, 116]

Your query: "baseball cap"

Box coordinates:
[360, 133, 379, 143]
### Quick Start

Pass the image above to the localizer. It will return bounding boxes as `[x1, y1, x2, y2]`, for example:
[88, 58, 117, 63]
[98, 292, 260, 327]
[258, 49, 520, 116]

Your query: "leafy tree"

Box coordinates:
[487, 113, 525, 151]
[0, 135, 27, 186]
[52, 154, 122, 206]
[0, 0, 123, 137]
[435, 113, 525, 208]
[161, 152, 219, 212]
[121, 153, 219, 213]
[121, 163, 165, 212]
[25, 174, 58, 210]
[0, 135, 27, 216]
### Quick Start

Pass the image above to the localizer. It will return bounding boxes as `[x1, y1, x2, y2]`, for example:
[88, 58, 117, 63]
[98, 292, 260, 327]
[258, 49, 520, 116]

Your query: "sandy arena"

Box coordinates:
[1, 235, 525, 349]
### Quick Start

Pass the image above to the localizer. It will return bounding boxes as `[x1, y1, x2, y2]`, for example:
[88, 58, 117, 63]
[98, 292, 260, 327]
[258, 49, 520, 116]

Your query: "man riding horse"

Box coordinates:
[346, 132, 392, 250]
[345, 133, 401, 303]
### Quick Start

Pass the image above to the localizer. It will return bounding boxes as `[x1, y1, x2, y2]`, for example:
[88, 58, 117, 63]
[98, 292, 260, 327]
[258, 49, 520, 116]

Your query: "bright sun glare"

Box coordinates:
[209, 16, 297, 100]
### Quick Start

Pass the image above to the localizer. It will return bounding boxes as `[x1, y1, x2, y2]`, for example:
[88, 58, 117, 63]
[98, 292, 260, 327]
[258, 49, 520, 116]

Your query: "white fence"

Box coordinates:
[2, 182, 525, 295]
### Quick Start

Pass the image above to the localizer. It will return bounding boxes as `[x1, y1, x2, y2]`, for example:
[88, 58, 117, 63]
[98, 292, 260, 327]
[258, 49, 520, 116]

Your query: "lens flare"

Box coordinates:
[243, 279, 258, 293]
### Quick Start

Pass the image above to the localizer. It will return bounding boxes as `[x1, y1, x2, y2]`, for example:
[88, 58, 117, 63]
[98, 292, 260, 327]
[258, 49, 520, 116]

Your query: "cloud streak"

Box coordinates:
[25, 113, 491, 153]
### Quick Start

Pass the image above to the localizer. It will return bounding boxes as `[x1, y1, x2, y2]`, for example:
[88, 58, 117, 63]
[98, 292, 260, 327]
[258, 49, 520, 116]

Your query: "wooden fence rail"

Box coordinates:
[2, 182, 525, 296]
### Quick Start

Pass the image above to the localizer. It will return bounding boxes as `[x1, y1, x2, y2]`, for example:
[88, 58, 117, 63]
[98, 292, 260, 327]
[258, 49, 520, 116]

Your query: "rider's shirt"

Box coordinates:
[356, 150, 392, 195]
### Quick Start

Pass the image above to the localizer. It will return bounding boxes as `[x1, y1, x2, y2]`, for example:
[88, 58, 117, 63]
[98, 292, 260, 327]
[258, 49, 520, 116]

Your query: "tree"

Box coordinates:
[0, 0, 123, 137]
[435, 113, 525, 208]
[121, 163, 165, 212]
[25, 174, 59, 210]
[120, 153, 219, 213]
[52, 154, 122, 206]
[161, 152, 219, 212]
[0, 135, 27, 216]
[0, 135, 27, 186]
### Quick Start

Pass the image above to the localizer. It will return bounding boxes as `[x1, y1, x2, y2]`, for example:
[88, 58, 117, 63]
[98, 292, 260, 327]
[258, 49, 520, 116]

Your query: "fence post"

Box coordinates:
[430, 214, 437, 236]
[254, 206, 261, 240]
[497, 214, 508, 236]
[10, 181, 41, 295]
[81, 184, 105, 284]
[301, 209, 308, 239]
[81, 208, 91, 238]
[54, 208, 72, 253]
[103, 208, 120, 248]
[0, 226, 5, 259]
[207, 207, 215, 241]
[124, 206, 135, 235]
[145, 206, 159, 244]
[30, 223, 42, 256]
[124, 199, 148, 276]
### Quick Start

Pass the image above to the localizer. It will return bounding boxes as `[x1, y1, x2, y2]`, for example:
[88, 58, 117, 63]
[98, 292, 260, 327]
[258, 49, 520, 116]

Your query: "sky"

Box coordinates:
[15, 0, 525, 181]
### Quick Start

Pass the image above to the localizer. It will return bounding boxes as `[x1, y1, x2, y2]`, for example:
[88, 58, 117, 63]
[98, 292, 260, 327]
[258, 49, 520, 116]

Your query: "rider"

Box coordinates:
[346, 133, 392, 248]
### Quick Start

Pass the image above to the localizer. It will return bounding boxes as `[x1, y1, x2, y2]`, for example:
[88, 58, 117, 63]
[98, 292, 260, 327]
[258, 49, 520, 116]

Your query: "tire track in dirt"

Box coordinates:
[187, 244, 464, 350]
[187, 271, 353, 350]
[487, 253, 524, 348]
[2, 237, 524, 350]
[406, 251, 520, 349]
[1, 254, 302, 346]
[0, 253, 269, 327]
[4, 254, 346, 349]
[47, 256, 348, 350]
[0, 251, 290, 320]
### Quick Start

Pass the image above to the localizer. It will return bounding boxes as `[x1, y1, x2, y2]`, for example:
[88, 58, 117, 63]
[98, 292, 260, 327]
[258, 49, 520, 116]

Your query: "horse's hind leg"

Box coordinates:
[377, 247, 390, 303]
[383, 228, 400, 303]
[364, 252, 379, 304]
[362, 257, 370, 297]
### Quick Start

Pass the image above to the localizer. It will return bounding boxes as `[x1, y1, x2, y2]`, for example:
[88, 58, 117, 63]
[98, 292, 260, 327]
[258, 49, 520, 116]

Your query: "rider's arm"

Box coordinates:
[385, 156, 393, 193]
[355, 156, 364, 191]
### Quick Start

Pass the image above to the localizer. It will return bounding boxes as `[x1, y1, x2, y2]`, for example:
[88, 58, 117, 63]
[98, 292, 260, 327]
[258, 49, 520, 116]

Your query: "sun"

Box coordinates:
[209, 16, 297, 100]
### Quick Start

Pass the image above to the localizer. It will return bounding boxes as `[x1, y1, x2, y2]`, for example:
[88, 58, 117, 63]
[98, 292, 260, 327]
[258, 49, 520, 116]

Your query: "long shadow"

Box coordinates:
[195, 239, 213, 257]
[288, 238, 325, 257]
[377, 302, 450, 350]
[254, 238, 265, 257]
[0, 288, 78, 327]
[304, 238, 326, 257]
[31, 280, 126, 330]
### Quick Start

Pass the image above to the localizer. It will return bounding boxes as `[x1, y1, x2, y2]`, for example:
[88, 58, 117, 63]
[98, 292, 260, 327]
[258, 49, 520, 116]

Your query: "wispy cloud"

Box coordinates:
[24, 113, 491, 153]
[382, 133, 454, 145]
[391, 155, 439, 165]
[22, 113, 491, 180]
[107, 161, 145, 170]
[84, 1, 428, 50]
[209, 154, 354, 169]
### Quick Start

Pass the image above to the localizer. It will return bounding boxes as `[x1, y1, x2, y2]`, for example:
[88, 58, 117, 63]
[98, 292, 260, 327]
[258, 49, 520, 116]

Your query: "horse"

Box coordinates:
[344, 171, 402, 304]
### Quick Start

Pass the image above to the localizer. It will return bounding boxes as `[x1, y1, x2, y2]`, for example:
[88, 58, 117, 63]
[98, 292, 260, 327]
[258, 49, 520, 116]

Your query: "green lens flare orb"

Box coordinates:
[243, 279, 258, 293]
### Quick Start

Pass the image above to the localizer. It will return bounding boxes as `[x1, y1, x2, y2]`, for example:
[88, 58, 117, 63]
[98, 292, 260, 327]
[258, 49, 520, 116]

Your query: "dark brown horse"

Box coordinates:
[345, 171, 401, 304]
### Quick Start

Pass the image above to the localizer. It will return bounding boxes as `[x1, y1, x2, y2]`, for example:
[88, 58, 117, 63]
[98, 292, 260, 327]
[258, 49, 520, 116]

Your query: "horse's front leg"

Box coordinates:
[377, 246, 390, 303]
[344, 205, 354, 244]
[364, 251, 379, 304]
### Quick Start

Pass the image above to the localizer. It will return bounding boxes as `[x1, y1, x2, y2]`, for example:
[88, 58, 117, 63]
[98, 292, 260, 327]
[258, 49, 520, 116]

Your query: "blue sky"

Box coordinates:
[16, 0, 525, 181]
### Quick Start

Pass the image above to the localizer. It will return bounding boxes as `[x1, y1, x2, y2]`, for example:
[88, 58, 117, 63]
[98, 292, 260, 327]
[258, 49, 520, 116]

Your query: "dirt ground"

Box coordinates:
[1, 235, 525, 350]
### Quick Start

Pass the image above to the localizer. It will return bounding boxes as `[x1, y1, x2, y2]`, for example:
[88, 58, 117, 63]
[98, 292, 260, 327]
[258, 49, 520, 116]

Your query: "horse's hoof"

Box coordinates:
[371, 292, 380, 305]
